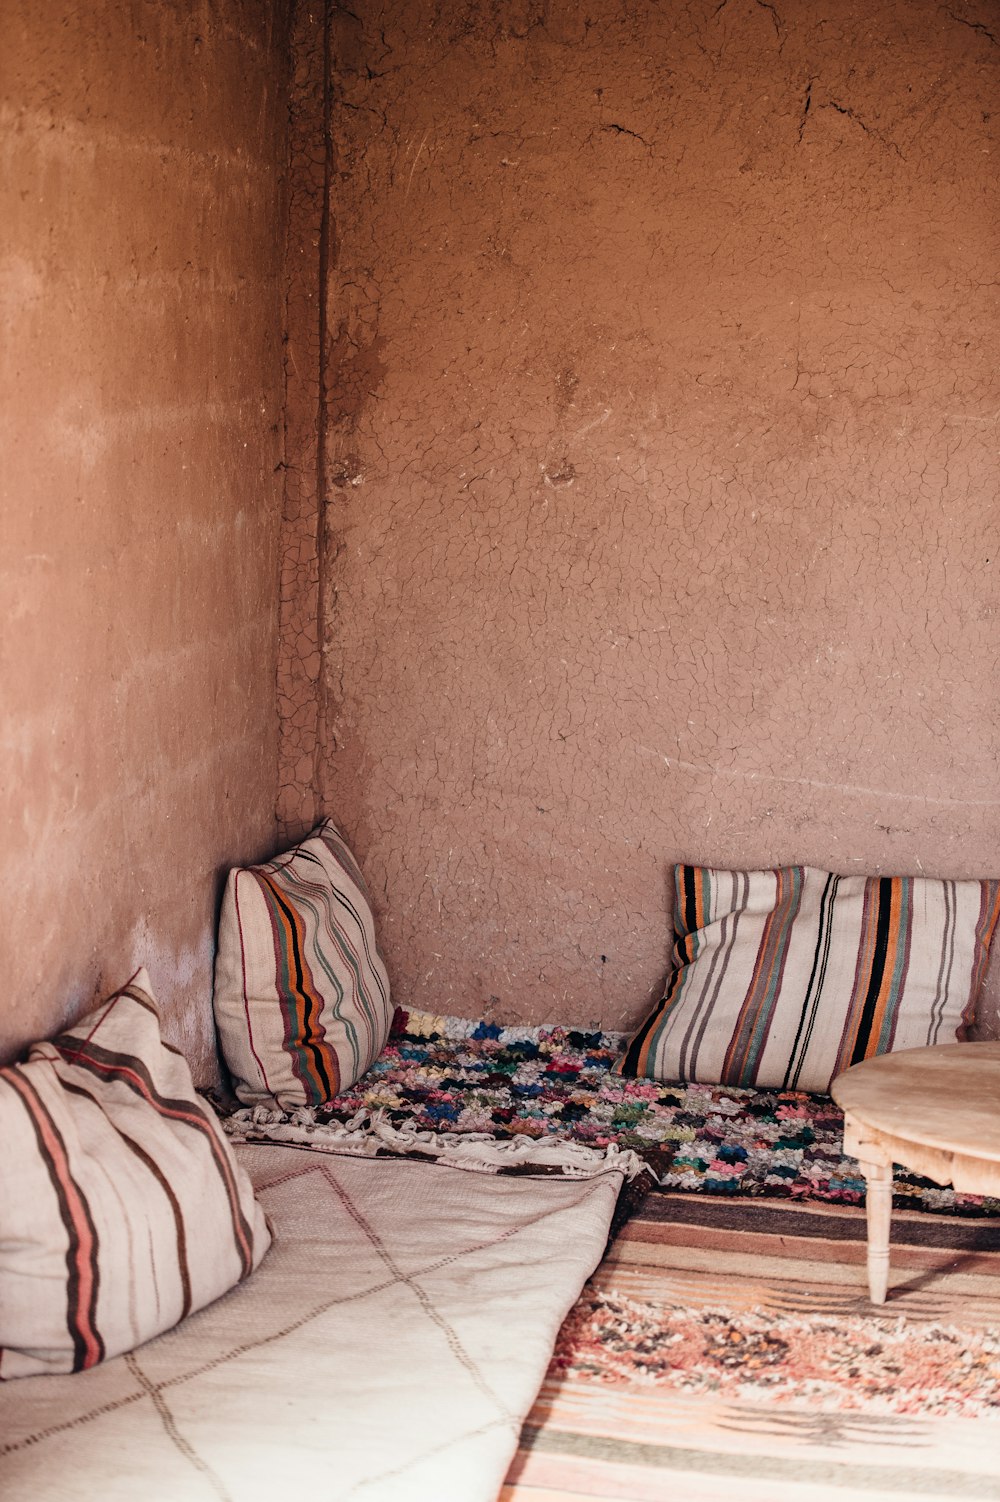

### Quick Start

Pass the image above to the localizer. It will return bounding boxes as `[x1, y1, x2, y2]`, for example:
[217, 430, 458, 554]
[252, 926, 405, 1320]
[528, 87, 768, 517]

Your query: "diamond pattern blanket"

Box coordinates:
[0, 1145, 624, 1502]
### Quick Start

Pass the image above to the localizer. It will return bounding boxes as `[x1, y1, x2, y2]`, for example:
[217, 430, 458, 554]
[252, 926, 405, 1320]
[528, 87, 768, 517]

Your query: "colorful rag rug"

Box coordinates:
[227, 1009, 1000, 1217]
[503, 1193, 1000, 1501]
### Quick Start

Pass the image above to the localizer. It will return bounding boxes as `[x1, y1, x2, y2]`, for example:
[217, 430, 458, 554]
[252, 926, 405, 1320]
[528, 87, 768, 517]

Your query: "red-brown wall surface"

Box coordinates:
[280, 0, 1000, 1034]
[1, 0, 290, 1074]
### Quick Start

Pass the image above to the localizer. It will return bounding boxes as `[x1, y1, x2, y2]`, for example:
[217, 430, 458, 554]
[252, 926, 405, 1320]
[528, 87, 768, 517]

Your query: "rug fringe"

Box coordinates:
[395, 1009, 624, 1047]
[223, 1105, 650, 1180]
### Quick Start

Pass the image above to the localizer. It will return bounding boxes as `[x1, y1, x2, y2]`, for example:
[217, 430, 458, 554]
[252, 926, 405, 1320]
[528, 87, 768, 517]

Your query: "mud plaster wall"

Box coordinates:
[279, 0, 1000, 1034]
[1, 0, 290, 1075]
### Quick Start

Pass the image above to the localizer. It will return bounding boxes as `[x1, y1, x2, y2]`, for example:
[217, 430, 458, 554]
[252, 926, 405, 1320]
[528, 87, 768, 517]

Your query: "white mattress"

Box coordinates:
[0, 1143, 623, 1502]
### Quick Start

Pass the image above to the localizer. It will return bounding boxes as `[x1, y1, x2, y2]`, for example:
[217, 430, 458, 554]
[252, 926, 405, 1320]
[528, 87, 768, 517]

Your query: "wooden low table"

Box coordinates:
[831, 1043, 1000, 1304]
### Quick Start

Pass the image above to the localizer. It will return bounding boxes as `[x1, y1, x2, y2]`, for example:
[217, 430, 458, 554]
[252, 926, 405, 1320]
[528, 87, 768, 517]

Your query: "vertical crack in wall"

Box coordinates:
[275, 0, 328, 840]
[314, 0, 335, 805]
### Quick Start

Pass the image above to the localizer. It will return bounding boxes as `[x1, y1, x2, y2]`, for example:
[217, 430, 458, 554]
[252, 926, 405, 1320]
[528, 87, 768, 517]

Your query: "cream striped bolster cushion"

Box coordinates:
[213, 819, 392, 1109]
[618, 865, 1000, 1094]
[0, 970, 270, 1379]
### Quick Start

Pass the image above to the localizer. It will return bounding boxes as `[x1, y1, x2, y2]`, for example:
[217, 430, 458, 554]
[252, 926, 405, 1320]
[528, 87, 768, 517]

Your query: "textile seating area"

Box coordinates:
[217, 1011, 1000, 1499]
[4, 1005, 1000, 1500]
[4, 825, 1000, 1500]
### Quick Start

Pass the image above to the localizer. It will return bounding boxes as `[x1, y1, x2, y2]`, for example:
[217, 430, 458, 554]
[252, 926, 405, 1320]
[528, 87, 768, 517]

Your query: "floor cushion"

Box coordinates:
[618, 864, 1000, 1092]
[213, 819, 392, 1108]
[0, 970, 270, 1379]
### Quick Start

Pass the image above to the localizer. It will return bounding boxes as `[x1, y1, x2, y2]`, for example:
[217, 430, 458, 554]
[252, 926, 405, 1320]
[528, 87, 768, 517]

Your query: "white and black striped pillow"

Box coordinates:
[619, 865, 1000, 1093]
[0, 970, 270, 1379]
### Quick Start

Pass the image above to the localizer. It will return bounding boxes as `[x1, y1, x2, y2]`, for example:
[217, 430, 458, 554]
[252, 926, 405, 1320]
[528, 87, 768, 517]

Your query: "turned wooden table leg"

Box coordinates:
[834, 1048, 1000, 1308]
[860, 1159, 893, 1304]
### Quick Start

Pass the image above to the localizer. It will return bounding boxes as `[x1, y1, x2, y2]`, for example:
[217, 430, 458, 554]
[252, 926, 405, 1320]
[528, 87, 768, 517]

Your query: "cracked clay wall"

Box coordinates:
[1, 0, 290, 1076]
[280, 0, 1000, 1033]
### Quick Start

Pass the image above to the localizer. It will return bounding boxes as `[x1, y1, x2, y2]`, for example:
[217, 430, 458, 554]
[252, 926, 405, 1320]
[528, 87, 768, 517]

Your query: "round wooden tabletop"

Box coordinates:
[831, 1042, 1000, 1165]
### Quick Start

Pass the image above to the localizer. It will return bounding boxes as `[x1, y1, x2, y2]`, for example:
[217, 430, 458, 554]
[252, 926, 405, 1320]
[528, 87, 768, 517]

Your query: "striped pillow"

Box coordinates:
[0, 970, 270, 1380]
[619, 865, 1000, 1093]
[213, 819, 392, 1108]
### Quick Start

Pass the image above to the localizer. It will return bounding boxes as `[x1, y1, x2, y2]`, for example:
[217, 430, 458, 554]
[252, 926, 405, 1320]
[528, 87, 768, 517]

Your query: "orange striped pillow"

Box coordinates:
[0, 970, 270, 1379]
[618, 865, 1000, 1093]
[213, 820, 392, 1108]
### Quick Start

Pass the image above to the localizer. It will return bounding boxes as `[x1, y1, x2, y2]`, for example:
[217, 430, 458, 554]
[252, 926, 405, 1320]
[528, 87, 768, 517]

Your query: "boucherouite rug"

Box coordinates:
[224, 1009, 1000, 1217]
[0, 1144, 629, 1502]
[503, 1192, 1000, 1502]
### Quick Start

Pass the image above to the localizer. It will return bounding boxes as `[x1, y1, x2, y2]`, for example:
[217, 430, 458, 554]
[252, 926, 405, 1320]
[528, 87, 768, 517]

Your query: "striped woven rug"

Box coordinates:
[502, 1194, 1000, 1501]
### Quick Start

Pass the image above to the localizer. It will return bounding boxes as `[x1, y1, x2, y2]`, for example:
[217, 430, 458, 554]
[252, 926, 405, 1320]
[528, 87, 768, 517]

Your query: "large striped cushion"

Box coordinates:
[619, 866, 1000, 1093]
[213, 819, 391, 1108]
[0, 970, 270, 1379]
